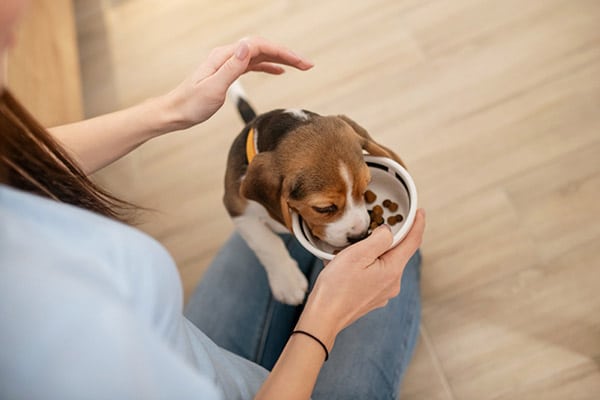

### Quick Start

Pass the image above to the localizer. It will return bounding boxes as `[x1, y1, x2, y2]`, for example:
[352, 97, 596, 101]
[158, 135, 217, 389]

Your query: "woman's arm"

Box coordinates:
[255, 209, 426, 400]
[48, 96, 177, 175]
[49, 37, 313, 175]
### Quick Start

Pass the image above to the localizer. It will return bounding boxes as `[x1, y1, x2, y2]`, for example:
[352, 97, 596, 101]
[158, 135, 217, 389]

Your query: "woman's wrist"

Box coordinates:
[295, 289, 343, 353]
[140, 92, 190, 137]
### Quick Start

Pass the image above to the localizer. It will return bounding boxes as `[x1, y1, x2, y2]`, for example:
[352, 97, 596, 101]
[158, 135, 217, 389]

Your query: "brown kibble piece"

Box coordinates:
[372, 205, 384, 216]
[364, 190, 377, 203]
[366, 193, 404, 235]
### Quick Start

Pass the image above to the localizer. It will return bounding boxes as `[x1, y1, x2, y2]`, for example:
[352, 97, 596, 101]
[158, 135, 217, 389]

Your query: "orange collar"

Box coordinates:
[246, 127, 258, 163]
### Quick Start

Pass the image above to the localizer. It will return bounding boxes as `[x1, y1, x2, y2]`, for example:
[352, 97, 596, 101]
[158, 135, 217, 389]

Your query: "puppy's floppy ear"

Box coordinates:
[338, 115, 407, 168]
[240, 153, 293, 230]
[279, 189, 294, 231]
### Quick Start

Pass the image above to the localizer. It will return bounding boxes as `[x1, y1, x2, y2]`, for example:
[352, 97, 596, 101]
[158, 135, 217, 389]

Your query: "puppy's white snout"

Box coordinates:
[351, 212, 370, 233]
[346, 214, 370, 243]
[349, 222, 368, 235]
[347, 230, 369, 244]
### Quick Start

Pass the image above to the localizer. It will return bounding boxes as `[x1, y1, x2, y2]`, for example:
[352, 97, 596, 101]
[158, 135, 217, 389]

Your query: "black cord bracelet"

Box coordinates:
[291, 330, 329, 361]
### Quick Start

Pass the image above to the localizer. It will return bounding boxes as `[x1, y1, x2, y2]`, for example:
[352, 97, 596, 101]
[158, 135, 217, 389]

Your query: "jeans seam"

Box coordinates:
[254, 295, 276, 365]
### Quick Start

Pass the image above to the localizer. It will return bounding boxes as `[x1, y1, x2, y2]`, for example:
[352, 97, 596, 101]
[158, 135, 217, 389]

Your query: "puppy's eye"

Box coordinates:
[312, 205, 338, 214]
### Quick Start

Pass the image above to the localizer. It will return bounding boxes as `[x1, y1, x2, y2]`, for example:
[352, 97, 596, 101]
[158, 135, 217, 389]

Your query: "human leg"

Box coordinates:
[312, 251, 422, 400]
[184, 232, 321, 370]
[185, 231, 422, 398]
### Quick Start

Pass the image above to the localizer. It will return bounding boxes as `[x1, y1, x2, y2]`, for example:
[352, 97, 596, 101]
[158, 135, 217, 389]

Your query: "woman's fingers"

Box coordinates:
[380, 209, 426, 267]
[198, 37, 313, 96]
[337, 209, 425, 270]
[337, 224, 394, 267]
[207, 41, 253, 91]
[243, 36, 313, 70]
[247, 62, 286, 74]
[194, 37, 312, 83]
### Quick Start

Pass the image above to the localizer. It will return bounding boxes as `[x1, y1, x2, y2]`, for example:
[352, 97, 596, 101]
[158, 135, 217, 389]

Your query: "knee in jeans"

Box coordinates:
[314, 375, 398, 400]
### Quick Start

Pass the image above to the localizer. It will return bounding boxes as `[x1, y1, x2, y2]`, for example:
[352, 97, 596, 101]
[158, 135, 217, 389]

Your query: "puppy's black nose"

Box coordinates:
[347, 231, 369, 244]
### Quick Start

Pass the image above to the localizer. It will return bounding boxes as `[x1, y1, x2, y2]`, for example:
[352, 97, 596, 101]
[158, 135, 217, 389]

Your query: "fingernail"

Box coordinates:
[235, 41, 249, 60]
[377, 224, 392, 233]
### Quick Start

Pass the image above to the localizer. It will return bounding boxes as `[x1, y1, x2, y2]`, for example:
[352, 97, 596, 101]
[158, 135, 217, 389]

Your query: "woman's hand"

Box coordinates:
[49, 37, 313, 174]
[162, 37, 314, 130]
[256, 210, 426, 400]
[296, 209, 426, 350]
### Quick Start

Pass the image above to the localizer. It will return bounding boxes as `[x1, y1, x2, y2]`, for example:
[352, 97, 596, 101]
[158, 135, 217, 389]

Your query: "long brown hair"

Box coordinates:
[0, 89, 136, 223]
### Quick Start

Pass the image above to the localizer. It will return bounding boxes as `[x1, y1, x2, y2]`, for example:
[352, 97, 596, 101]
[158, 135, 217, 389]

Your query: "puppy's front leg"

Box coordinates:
[233, 216, 309, 305]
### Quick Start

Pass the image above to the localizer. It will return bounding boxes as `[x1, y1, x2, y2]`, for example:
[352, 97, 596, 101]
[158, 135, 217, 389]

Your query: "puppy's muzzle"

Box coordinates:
[347, 230, 369, 244]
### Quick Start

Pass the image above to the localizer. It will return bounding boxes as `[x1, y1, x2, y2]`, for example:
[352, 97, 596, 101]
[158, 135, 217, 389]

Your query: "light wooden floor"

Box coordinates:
[74, 0, 600, 398]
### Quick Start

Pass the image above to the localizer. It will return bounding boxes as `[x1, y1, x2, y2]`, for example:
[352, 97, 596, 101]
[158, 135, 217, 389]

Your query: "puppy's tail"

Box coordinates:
[228, 80, 256, 124]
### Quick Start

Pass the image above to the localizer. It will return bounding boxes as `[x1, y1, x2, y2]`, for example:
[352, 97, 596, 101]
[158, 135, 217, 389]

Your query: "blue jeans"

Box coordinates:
[184, 233, 421, 399]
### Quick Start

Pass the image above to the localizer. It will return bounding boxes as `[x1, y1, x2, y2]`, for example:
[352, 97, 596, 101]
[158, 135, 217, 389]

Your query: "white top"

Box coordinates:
[0, 184, 267, 400]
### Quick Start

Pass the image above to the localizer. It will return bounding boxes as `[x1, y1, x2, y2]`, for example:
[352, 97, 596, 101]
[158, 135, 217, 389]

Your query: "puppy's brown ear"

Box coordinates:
[240, 153, 291, 229]
[338, 115, 407, 168]
[279, 193, 293, 231]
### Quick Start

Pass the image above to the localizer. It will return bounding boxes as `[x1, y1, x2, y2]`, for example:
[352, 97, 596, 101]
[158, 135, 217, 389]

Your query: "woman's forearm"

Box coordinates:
[48, 94, 183, 175]
[254, 335, 327, 400]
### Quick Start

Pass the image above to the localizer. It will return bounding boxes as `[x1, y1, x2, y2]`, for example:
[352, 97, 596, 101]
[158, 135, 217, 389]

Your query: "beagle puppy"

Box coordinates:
[224, 83, 405, 305]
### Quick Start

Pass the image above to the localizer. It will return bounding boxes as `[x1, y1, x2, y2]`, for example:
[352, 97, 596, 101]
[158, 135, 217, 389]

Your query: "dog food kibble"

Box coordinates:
[366, 195, 404, 233]
[382, 199, 399, 212]
[364, 190, 377, 203]
[387, 214, 404, 226]
[372, 205, 384, 216]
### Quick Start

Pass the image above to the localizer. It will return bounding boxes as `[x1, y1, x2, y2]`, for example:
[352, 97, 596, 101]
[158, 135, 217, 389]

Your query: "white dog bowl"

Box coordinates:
[291, 155, 418, 260]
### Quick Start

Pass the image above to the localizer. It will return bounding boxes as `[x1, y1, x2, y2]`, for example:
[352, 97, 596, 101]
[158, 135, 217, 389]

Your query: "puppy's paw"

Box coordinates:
[267, 260, 309, 305]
